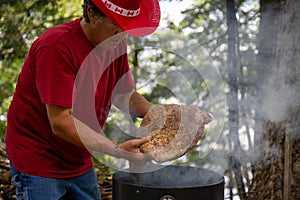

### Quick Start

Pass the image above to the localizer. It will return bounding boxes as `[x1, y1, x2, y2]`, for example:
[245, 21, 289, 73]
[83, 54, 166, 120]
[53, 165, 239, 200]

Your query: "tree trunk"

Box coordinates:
[226, 0, 247, 199]
[249, 0, 300, 199]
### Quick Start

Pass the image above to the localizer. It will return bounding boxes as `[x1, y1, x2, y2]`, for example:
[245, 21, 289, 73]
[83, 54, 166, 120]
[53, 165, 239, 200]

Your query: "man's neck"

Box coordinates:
[80, 18, 97, 46]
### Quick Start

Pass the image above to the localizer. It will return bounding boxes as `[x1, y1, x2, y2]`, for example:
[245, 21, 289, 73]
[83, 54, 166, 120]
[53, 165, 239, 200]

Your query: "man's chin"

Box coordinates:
[99, 40, 120, 49]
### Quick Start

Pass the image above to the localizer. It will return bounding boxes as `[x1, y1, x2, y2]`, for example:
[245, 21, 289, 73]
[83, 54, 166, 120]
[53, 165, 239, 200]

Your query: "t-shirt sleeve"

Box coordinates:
[35, 43, 76, 108]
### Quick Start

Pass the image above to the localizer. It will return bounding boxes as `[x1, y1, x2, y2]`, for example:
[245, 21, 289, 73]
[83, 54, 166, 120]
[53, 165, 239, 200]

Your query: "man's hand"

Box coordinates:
[118, 137, 152, 174]
[119, 137, 150, 153]
[117, 137, 152, 162]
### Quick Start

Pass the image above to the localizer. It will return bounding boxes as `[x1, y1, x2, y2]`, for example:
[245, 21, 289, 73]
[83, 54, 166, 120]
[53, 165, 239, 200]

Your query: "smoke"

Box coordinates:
[114, 165, 224, 188]
[259, 63, 300, 125]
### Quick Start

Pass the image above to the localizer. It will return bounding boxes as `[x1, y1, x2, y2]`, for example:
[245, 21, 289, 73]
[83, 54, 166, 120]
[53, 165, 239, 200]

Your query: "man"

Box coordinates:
[5, 0, 160, 199]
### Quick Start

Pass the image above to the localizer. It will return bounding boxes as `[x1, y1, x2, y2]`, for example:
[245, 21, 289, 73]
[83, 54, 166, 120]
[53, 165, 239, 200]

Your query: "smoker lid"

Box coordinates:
[113, 165, 224, 189]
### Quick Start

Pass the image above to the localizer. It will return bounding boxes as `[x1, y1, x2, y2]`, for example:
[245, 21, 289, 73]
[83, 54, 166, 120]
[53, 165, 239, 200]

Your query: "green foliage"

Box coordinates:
[174, 1, 259, 198]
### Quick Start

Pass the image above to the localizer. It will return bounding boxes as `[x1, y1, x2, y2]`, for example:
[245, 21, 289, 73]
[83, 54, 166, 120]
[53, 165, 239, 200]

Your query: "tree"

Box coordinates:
[226, 0, 247, 199]
[249, 0, 300, 199]
[179, 1, 259, 199]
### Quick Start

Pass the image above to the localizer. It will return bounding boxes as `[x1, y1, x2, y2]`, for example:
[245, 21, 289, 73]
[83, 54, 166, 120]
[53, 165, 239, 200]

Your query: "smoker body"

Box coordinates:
[113, 165, 224, 200]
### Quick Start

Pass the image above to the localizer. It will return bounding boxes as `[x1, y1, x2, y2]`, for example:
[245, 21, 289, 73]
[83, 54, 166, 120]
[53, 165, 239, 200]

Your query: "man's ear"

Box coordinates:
[87, 7, 96, 24]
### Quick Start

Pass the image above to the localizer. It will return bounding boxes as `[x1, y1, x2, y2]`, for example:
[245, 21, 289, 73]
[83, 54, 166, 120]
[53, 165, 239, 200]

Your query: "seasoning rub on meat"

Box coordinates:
[138, 104, 213, 162]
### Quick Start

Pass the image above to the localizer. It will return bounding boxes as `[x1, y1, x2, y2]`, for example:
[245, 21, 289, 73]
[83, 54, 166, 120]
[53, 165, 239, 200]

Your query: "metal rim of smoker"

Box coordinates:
[112, 165, 224, 200]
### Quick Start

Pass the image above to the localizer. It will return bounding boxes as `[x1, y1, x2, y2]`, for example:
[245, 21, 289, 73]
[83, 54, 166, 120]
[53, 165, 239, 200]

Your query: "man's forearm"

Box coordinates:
[46, 104, 118, 155]
[129, 91, 152, 118]
[113, 90, 152, 118]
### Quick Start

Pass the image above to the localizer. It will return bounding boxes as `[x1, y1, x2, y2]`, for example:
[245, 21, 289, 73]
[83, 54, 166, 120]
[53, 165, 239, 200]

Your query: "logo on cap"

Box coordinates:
[102, 0, 141, 17]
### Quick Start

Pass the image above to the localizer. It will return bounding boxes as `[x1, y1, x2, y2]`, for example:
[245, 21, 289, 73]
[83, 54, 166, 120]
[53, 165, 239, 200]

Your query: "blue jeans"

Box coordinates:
[10, 163, 101, 200]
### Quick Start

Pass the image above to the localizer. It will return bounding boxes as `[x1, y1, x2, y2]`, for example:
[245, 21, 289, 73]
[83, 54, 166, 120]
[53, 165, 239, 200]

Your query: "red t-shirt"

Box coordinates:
[5, 18, 134, 178]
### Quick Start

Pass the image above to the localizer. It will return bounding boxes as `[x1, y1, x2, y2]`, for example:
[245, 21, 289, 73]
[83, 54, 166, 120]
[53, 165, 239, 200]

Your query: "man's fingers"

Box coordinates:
[133, 136, 151, 147]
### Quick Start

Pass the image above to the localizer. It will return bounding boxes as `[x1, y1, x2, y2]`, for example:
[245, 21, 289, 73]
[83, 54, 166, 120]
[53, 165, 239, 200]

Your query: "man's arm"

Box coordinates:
[46, 104, 149, 161]
[113, 90, 152, 118]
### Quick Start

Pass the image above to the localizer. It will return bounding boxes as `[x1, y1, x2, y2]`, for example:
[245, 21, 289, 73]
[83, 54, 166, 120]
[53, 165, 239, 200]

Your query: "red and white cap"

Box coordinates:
[91, 0, 161, 36]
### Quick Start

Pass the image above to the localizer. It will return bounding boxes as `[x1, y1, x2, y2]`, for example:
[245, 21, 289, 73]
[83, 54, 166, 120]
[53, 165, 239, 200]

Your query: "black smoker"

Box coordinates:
[113, 165, 224, 200]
